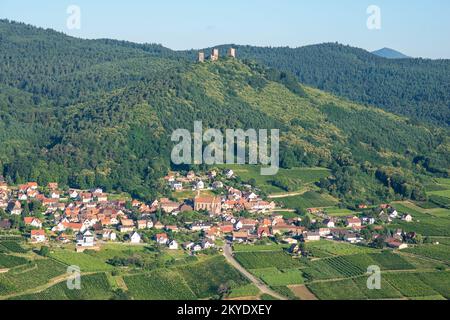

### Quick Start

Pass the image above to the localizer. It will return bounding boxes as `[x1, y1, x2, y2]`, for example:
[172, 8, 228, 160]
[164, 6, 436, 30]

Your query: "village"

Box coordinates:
[0, 168, 419, 258]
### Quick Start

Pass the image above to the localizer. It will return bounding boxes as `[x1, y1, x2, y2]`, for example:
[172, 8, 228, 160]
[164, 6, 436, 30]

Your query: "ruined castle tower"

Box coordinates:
[198, 51, 205, 63]
[227, 47, 236, 58]
[211, 48, 219, 61]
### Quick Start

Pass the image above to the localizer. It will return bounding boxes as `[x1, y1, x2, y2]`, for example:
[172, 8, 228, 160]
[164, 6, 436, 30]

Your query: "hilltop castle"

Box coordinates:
[198, 47, 236, 62]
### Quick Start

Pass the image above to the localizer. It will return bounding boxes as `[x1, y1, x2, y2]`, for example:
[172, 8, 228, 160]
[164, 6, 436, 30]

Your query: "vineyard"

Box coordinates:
[15, 273, 114, 300]
[125, 269, 196, 300]
[0, 241, 28, 253]
[0, 253, 29, 269]
[234, 251, 303, 270]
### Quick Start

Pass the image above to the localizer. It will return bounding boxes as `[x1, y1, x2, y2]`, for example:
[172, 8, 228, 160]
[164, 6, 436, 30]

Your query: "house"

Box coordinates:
[362, 216, 376, 225]
[119, 219, 135, 233]
[8, 201, 22, 215]
[183, 242, 195, 250]
[201, 239, 215, 249]
[190, 222, 212, 232]
[168, 240, 179, 250]
[160, 200, 181, 214]
[171, 181, 183, 191]
[165, 225, 179, 233]
[47, 182, 59, 190]
[50, 191, 60, 199]
[402, 214, 413, 222]
[136, 220, 148, 230]
[69, 190, 79, 199]
[130, 232, 142, 244]
[30, 230, 46, 243]
[323, 219, 335, 228]
[346, 216, 362, 228]
[385, 238, 408, 250]
[94, 193, 108, 202]
[212, 181, 223, 190]
[76, 230, 95, 247]
[24, 217, 43, 228]
[224, 169, 234, 179]
[103, 230, 117, 241]
[257, 226, 271, 238]
[389, 210, 399, 219]
[344, 233, 358, 244]
[194, 196, 221, 215]
[232, 231, 249, 243]
[304, 232, 321, 242]
[154, 221, 164, 230]
[319, 228, 331, 237]
[195, 180, 205, 190]
[155, 233, 169, 245]
[0, 182, 8, 191]
[80, 193, 93, 203]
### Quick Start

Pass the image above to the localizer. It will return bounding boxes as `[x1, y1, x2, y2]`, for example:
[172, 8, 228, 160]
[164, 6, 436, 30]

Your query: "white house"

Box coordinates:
[389, 210, 399, 219]
[225, 169, 234, 179]
[31, 230, 46, 243]
[196, 180, 205, 190]
[130, 232, 142, 244]
[76, 230, 95, 247]
[103, 230, 117, 241]
[69, 190, 79, 199]
[168, 240, 179, 250]
[402, 214, 413, 222]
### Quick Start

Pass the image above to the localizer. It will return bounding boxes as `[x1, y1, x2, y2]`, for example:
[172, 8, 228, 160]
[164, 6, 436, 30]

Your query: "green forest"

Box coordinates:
[0, 19, 449, 205]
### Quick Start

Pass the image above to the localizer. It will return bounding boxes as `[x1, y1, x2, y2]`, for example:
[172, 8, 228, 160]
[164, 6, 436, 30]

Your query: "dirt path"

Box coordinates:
[268, 189, 308, 199]
[222, 243, 288, 300]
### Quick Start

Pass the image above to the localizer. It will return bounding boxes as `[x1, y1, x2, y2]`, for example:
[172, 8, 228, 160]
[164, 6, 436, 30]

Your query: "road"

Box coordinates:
[222, 243, 288, 300]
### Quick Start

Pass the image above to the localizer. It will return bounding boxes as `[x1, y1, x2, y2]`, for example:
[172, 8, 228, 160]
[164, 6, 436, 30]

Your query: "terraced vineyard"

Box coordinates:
[14, 273, 114, 300]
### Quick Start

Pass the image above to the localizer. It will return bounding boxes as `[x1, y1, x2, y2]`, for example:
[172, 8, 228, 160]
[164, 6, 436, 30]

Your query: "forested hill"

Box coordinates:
[0, 20, 449, 205]
[176, 44, 450, 126]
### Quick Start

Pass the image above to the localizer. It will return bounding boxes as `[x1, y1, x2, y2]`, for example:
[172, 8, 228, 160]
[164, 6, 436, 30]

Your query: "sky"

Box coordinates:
[1, 0, 449, 59]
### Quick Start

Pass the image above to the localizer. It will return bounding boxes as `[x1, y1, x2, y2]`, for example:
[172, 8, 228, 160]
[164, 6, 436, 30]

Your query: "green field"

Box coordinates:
[234, 251, 303, 270]
[384, 273, 439, 298]
[0, 253, 29, 269]
[0, 259, 67, 296]
[176, 256, 248, 298]
[404, 245, 450, 265]
[50, 249, 114, 272]
[15, 273, 114, 300]
[233, 243, 288, 252]
[308, 277, 403, 300]
[125, 269, 196, 300]
[228, 284, 260, 298]
[0, 241, 27, 253]
[276, 191, 337, 209]
[251, 267, 304, 286]
[221, 165, 330, 194]
[305, 241, 380, 256]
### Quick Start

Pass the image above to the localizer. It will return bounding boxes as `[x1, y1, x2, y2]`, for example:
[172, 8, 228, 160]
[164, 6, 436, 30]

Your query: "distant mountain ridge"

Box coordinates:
[372, 48, 410, 59]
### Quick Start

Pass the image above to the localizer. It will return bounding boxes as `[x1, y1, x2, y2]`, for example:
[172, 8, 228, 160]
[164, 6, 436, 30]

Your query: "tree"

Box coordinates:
[39, 246, 50, 257]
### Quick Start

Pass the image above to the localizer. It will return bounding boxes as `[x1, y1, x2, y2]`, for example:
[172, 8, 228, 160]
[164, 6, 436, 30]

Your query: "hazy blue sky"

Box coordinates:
[1, 0, 449, 58]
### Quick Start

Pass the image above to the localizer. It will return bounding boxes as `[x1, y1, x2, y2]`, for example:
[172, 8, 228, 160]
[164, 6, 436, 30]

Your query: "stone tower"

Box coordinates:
[211, 48, 219, 61]
[198, 51, 205, 63]
[227, 47, 236, 58]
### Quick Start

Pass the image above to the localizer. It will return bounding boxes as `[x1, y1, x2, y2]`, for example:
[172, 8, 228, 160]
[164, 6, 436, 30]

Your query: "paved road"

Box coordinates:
[222, 243, 288, 300]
